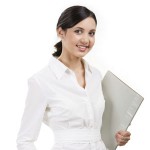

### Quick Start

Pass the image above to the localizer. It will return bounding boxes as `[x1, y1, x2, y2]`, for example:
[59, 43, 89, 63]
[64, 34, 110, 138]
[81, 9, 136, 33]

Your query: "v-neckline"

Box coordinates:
[69, 69, 87, 91]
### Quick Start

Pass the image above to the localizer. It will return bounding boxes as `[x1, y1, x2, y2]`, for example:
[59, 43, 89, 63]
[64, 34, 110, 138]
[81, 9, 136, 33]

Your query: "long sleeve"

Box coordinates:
[16, 77, 47, 150]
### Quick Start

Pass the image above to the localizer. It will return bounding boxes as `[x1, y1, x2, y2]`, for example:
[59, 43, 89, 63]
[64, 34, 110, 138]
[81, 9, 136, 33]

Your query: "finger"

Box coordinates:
[117, 138, 127, 146]
[118, 141, 126, 146]
[118, 136, 130, 146]
[118, 131, 131, 138]
[117, 130, 124, 135]
[121, 135, 130, 142]
[115, 132, 123, 140]
[123, 131, 131, 137]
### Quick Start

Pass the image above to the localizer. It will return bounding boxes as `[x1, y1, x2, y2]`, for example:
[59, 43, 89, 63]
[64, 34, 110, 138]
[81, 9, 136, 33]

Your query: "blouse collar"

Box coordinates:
[49, 56, 92, 79]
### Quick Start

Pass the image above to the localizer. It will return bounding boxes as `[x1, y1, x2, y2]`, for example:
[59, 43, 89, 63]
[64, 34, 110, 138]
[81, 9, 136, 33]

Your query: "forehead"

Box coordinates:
[72, 17, 96, 30]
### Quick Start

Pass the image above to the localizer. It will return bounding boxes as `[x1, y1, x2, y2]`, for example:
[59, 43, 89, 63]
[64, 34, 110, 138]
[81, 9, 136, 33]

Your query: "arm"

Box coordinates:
[16, 78, 47, 150]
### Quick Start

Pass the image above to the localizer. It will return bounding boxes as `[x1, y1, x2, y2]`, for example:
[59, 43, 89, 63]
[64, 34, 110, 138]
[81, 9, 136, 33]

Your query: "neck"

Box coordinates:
[57, 54, 84, 72]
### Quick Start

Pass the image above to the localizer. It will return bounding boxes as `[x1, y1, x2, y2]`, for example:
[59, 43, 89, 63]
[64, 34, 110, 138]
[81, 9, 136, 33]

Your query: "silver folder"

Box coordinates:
[101, 71, 144, 150]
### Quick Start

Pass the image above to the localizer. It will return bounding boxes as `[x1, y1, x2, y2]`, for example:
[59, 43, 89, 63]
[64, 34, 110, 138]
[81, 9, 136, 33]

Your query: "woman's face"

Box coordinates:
[58, 17, 96, 58]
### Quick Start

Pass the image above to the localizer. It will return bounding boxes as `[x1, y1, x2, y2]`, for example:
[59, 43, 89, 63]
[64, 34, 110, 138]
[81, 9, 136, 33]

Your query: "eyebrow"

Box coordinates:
[74, 27, 96, 32]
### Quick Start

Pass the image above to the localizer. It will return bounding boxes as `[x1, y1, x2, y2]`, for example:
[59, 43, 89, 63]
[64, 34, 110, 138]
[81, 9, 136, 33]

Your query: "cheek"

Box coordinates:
[90, 38, 95, 47]
[67, 34, 78, 44]
[71, 35, 80, 42]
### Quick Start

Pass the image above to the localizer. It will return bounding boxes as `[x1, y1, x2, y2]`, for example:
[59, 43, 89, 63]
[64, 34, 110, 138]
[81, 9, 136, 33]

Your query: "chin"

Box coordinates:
[73, 48, 91, 58]
[75, 52, 89, 58]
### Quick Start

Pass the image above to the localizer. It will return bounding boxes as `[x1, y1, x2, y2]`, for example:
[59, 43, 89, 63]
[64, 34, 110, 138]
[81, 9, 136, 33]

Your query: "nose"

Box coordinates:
[80, 37, 89, 45]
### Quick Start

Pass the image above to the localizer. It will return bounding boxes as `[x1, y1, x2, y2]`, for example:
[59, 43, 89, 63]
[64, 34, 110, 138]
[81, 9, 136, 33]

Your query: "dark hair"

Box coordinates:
[52, 5, 97, 57]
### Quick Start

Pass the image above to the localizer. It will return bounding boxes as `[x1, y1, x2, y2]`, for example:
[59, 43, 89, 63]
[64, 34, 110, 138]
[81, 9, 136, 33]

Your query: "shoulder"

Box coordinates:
[26, 59, 56, 96]
[29, 56, 57, 79]
[28, 64, 52, 87]
[29, 65, 48, 78]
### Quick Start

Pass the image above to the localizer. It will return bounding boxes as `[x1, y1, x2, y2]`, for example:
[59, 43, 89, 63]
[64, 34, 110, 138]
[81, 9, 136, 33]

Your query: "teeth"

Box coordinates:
[77, 45, 88, 48]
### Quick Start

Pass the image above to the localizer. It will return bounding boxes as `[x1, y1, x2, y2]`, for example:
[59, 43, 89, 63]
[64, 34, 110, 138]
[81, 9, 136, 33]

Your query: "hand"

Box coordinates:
[115, 130, 131, 146]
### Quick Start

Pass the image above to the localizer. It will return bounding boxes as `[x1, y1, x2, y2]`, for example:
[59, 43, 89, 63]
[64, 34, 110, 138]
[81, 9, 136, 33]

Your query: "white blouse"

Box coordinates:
[17, 56, 107, 150]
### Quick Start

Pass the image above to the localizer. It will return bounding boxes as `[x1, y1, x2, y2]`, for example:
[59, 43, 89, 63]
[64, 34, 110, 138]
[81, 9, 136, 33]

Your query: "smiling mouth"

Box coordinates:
[76, 45, 89, 51]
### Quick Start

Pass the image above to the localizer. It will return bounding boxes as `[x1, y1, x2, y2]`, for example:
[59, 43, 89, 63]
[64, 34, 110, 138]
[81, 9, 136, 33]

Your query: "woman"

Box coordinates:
[17, 5, 131, 150]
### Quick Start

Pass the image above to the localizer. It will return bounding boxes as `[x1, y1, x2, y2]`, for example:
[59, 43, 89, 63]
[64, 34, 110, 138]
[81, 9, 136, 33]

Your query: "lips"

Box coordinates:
[76, 45, 89, 52]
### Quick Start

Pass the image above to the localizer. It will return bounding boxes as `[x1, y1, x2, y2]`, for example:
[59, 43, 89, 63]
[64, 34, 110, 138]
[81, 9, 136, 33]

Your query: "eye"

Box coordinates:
[89, 31, 95, 37]
[74, 29, 83, 34]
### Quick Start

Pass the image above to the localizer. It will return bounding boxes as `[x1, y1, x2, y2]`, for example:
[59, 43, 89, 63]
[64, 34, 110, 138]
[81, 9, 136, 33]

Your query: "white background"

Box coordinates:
[0, 0, 149, 149]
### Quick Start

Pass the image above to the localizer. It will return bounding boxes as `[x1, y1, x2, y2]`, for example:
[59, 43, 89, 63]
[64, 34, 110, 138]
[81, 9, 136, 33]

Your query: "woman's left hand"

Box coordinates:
[115, 130, 131, 146]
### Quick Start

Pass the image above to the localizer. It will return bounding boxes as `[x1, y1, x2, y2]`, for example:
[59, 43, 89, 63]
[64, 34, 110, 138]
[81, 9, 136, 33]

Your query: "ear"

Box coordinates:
[57, 27, 65, 39]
